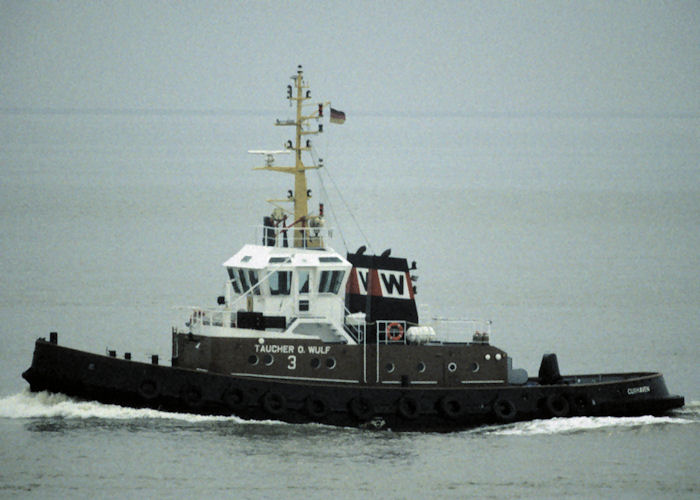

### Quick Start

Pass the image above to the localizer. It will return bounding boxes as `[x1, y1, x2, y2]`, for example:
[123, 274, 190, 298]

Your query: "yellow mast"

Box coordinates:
[254, 65, 323, 248]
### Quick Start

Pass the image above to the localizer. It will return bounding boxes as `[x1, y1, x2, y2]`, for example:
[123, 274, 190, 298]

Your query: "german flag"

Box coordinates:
[330, 108, 346, 124]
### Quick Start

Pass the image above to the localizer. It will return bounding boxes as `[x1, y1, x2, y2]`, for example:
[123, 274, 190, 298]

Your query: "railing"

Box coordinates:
[376, 320, 409, 344]
[374, 318, 492, 345]
[183, 307, 236, 334]
[428, 317, 493, 344]
[182, 301, 491, 344]
[342, 302, 366, 344]
[254, 224, 335, 248]
[182, 299, 361, 344]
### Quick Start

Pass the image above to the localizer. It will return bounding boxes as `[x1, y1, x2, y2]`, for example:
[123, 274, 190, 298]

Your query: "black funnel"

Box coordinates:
[538, 353, 563, 385]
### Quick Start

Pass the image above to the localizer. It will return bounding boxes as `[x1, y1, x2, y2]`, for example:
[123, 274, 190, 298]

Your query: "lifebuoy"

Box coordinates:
[222, 387, 248, 410]
[387, 322, 404, 341]
[397, 396, 421, 419]
[493, 398, 517, 422]
[545, 393, 570, 418]
[138, 380, 158, 400]
[262, 391, 286, 415]
[349, 397, 374, 420]
[305, 396, 329, 418]
[439, 396, 463, 419]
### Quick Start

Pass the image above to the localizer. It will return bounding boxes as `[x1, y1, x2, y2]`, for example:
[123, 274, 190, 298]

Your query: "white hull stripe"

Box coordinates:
[380, 380, 438, 385]
[461, 380, 505, 384]
[229, 372, 359, 384]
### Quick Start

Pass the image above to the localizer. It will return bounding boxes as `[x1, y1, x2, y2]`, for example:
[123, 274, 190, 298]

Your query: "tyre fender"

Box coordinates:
[305, 396, 329, 418]
[493, 398, 517, 422]
[349, 397, 374, 420]
[138, 379, 158, 400]
[545, 393, 570, 418]
[262, 391, 286, 415]
[222, 387, 248, 410]
[397, 396, 421, 420]
[439, 396, 463, 419]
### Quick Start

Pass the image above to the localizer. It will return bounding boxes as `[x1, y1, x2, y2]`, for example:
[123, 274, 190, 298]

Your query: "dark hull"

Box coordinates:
[22, 338, 684, 431]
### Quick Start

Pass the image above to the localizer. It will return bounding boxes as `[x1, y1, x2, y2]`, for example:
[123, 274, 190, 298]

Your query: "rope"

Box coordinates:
[310, 146, 348, 252]
[312, 129, 374, 254]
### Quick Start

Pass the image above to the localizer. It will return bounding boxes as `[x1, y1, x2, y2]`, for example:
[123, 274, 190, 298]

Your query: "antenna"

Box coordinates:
[251, 66, 324, 248]
[248, 150, 291, 167]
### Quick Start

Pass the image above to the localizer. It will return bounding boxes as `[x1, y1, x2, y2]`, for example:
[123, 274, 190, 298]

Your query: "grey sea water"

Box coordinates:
[0, 111, 698, 498]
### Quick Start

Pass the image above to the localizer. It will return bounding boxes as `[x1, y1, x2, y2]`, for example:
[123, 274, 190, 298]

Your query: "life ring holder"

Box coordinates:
[387, 322, 404, 341]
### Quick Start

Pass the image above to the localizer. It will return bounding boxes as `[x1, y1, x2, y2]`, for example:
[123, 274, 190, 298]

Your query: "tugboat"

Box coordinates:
[22, 66, 684, 431]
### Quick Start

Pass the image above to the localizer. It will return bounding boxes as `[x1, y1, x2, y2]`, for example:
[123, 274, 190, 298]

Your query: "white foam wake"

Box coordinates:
[3, 391, 696, 433]
[0, 390, 244, 423]
[482, 412, 695, 436]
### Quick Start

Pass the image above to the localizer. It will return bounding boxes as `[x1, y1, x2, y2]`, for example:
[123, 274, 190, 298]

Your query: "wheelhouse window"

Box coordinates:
[237, 269, 250, 292]
[269, 257, 290, 264]
[227, 267, 242, 293]
[319, 256, 342, 263]
[319, 270, 344, 294]
[229, 267, 261, 295]
[298, 270, 310, 294]
[248, 270, 261, 295]
[269, 270, 292, 295]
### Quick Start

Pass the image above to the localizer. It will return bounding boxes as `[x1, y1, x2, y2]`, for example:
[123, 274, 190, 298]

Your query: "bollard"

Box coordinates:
[124, 352, 131, 360]
[151, 354, 159, 365]
[49, 331, 58, 344]
[109, 350, 117, 358]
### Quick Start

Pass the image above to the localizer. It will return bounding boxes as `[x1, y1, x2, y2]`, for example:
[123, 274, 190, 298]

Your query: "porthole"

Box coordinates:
[417, 361, 426, 373]
[263, 354, 274, 366]
[386, 362, 395, 373]
[495, 353, 502, 361]
[326, 357, 337, 369]
[248, 355, 259, 365]
[447, 362, 457, 372]
[310, 357, 321, 369]
[485, 354, 491, 361]
[470, 362, 480, 373]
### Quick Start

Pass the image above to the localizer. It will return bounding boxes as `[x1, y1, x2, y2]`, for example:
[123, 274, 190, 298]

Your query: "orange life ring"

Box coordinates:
[387, 322, 404, 341]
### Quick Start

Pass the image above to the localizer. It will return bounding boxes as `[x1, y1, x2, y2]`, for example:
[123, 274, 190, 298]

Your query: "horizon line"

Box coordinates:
[1, 107, 697, 120]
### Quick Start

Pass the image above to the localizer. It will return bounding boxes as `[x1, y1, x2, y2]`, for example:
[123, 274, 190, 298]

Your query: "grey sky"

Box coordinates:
[1, 0, 698, 115]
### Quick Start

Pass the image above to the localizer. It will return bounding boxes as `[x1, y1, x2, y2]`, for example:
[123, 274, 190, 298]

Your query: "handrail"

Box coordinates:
[182, 307, 235, 332]
[253, 224, 335, 249]
[429, 317, 492, 343]
[340, 301, 365, 343]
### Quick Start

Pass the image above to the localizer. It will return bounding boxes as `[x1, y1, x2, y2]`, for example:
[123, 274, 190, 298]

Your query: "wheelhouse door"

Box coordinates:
[295, 268, 312, 316]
